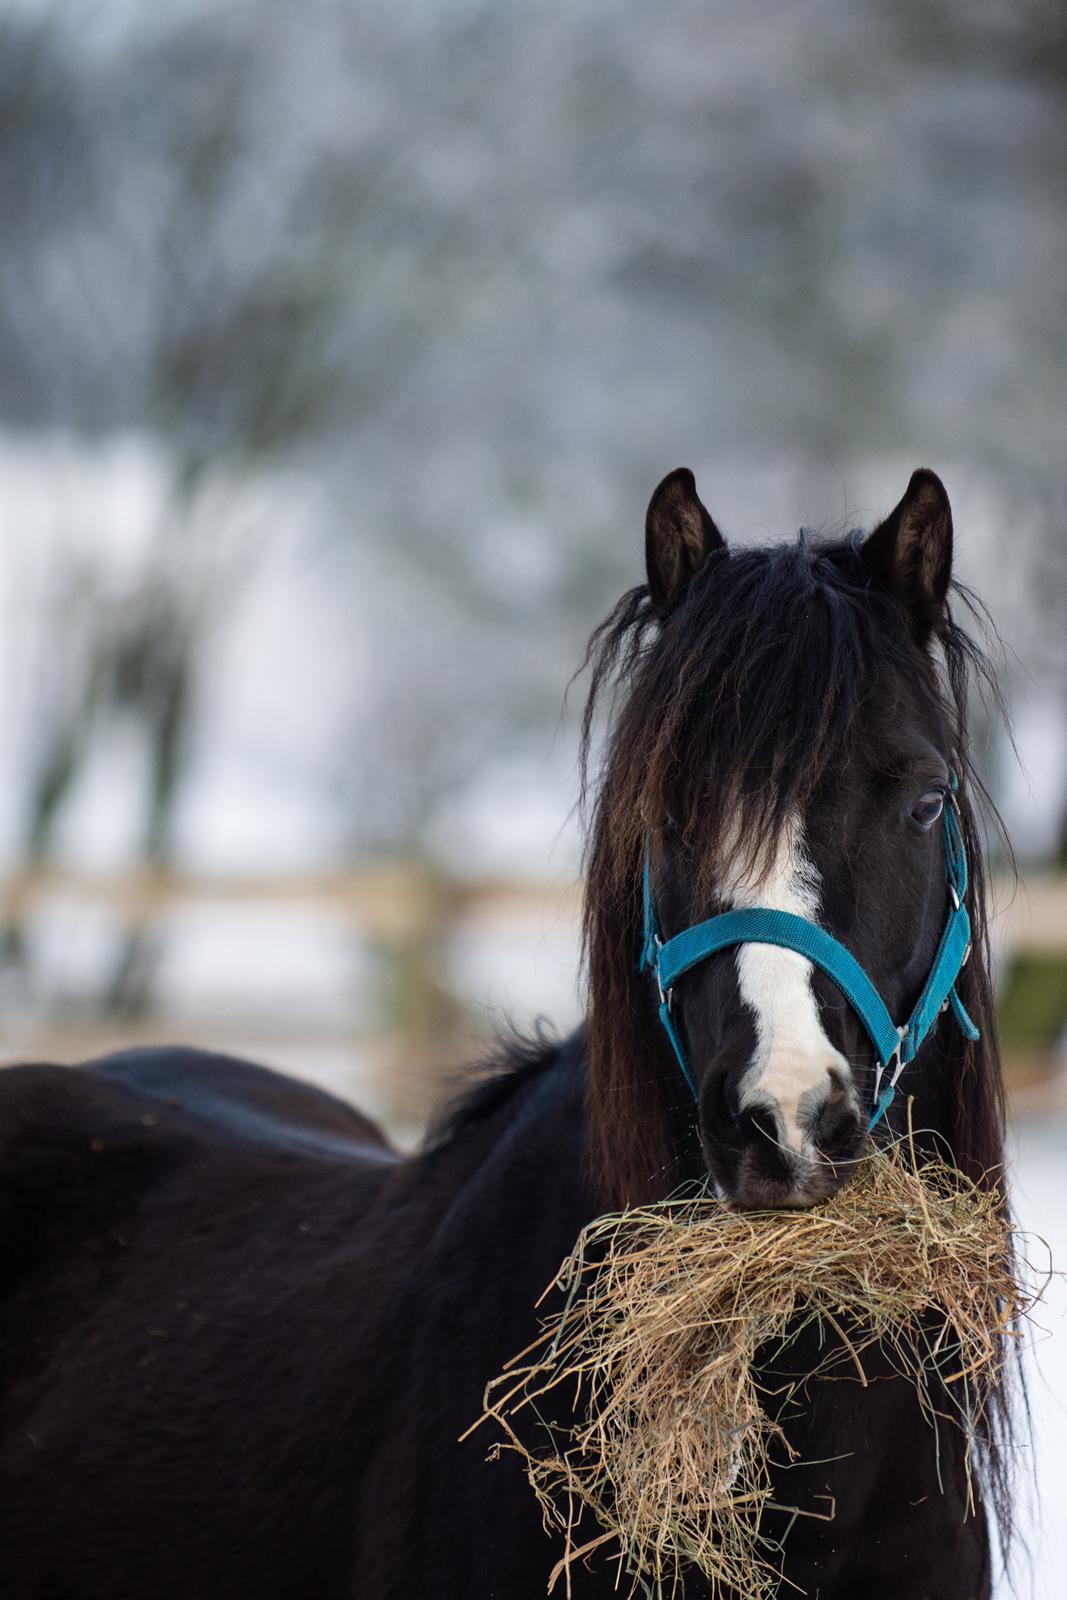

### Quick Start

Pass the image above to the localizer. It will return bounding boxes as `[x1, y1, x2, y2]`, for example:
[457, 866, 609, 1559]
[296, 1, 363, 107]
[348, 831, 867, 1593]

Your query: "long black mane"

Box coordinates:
[576, 532, 1018, 1557]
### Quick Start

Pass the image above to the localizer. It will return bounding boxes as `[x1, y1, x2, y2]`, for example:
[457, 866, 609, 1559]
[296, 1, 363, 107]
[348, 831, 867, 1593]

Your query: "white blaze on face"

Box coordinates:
[720, 812, 852, 1157]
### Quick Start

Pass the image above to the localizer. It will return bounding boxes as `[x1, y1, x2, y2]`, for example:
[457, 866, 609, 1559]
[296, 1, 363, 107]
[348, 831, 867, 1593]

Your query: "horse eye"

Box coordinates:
[910, 789, 945, 830]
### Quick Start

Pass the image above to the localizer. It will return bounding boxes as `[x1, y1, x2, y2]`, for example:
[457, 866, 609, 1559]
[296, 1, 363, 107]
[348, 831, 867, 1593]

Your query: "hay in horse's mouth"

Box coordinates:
[468, 1141, 1041, 1599]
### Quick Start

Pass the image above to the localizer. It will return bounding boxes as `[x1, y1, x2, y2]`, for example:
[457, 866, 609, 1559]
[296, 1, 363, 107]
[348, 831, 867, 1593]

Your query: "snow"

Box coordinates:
[1002, 1110, 1067, 1598]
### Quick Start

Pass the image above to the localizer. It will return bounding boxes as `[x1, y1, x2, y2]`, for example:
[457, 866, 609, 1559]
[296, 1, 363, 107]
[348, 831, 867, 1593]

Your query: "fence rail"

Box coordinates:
[1, 864, 1062, 1117]
[0, 864, 1062, 948]
[0, 863, 581, 934]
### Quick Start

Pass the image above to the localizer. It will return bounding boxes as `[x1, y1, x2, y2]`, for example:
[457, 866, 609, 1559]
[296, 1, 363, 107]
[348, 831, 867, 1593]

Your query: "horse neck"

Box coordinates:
[412, 1033, 597, 1289]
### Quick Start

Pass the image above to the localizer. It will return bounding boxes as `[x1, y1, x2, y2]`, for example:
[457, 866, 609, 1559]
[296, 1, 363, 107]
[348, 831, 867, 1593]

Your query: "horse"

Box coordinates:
[0, 465, 1014, 1598]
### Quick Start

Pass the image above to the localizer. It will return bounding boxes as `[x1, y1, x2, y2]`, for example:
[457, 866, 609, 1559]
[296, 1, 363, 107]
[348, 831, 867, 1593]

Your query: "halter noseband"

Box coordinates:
[639, 775, 980, 1132]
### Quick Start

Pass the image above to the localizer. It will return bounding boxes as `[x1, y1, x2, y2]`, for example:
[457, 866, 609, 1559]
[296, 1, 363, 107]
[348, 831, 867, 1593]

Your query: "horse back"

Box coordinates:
[0, 1050, 396, 1311]
[87, 1045, 396, 1159]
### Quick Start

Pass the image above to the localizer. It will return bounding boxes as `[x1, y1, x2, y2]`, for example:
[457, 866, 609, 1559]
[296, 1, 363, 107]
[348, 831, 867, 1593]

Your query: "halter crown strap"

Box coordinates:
[640, 775, 978, 1131]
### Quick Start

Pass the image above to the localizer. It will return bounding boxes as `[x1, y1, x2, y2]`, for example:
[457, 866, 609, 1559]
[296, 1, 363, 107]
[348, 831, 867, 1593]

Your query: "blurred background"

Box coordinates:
[0, 0, 1064, 1589]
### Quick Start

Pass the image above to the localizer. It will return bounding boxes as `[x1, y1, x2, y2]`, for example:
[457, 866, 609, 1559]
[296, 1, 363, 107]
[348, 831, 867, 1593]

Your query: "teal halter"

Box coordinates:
[639, 777, 980, 1131]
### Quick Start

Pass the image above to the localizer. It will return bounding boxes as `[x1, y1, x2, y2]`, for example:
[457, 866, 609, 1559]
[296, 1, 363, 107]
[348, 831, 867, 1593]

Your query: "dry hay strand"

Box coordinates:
[469, 1143, 1040, 1599]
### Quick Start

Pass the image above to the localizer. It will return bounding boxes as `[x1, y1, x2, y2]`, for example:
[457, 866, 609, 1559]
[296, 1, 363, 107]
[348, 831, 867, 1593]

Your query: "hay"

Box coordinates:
[471, 1144, 1036, 1599]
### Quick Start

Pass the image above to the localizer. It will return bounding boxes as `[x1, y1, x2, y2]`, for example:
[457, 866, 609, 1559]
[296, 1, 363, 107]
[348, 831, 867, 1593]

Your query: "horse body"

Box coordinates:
[0, 1044, 588, 1598]
[0, 466, 1011, 1597]
[0, 1040, 989, 1599]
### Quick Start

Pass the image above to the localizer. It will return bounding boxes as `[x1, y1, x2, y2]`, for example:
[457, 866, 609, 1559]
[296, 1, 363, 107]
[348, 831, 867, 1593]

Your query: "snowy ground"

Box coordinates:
[1002, 1108, 1067, 1599]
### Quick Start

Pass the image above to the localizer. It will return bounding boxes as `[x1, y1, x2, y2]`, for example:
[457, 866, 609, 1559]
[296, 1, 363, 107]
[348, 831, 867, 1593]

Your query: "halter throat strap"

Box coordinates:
[640, 781, 979, 1130]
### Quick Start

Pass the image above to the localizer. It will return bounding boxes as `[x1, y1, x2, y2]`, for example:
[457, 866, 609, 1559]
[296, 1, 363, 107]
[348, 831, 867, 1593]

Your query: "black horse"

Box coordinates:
[0, 467, 1014, 1598]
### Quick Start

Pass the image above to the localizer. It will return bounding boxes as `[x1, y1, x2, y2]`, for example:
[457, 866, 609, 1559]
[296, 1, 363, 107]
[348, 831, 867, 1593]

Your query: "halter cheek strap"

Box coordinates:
[640, 778, 979, 1132]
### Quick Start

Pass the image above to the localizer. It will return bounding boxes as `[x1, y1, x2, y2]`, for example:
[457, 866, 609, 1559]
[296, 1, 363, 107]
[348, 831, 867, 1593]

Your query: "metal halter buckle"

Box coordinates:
[652, 936, 671, 1009]
[873, 1025, 909, 1110]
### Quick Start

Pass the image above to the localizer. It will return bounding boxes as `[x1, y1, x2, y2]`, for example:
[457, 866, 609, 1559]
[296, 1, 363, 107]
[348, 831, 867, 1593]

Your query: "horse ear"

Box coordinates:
[862, 468, 953, 635]
[645, 468, 725, 616]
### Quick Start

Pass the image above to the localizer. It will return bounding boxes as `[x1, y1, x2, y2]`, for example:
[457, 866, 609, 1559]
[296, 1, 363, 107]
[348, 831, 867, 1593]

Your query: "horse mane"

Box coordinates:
[577, 533, 1021, 1559]
[577, 531, 1021, 1559]
[423, 1025, 564, 1150]
[577, 534, 1010, 1205]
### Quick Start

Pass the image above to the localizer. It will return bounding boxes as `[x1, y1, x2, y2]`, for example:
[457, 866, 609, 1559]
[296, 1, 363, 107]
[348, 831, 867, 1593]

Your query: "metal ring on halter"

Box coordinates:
[652, 936, 670, 1008]
[872, 1025, 908, 1107]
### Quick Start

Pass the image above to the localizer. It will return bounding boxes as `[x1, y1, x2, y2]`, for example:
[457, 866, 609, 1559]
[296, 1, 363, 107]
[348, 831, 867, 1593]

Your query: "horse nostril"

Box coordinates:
[702, 1072, 756, 1155]
[709, 1069, 742, 1129]
[740, 1105, 780, 1149]
[813, 1093, 861, 1154]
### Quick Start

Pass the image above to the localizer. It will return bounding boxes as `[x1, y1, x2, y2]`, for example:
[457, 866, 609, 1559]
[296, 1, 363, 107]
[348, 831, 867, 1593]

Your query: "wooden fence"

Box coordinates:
[1, 864, 1063, 1120]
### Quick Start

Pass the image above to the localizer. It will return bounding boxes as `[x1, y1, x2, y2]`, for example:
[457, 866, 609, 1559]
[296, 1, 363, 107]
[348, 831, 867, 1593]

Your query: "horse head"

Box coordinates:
[583, 467, 1004, 1212]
